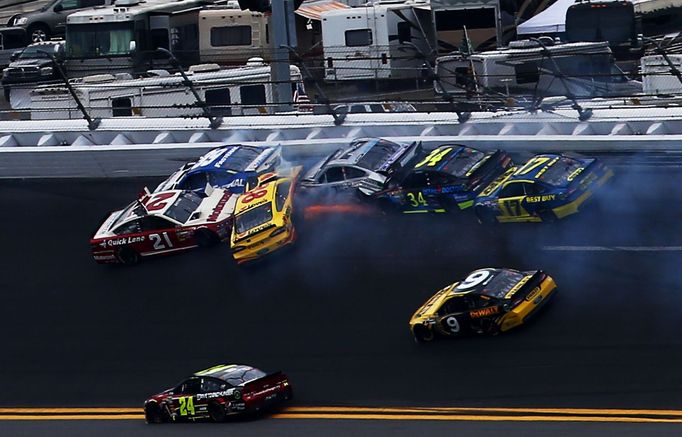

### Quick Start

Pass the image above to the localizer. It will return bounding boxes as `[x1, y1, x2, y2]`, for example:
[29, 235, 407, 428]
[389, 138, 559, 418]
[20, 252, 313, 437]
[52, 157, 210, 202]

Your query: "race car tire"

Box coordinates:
[144, 402, 166, 424]
[117, 247, 140, 265]
[208, 402, 227, 422]
[195, 229, 219, 247]
[474, 205, 497, 224]
[538, 209, 557, 223]
[412, 324, 435, 343]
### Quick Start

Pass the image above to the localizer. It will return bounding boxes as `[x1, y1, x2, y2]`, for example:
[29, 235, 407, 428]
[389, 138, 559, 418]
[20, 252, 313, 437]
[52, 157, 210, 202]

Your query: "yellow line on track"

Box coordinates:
[4, 407, 682, 423]
[272, 413, 682, 423]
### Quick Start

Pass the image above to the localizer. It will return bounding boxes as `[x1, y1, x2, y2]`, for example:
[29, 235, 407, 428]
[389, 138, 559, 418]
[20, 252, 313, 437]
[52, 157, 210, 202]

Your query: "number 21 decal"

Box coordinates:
[150, 232, 173, 250]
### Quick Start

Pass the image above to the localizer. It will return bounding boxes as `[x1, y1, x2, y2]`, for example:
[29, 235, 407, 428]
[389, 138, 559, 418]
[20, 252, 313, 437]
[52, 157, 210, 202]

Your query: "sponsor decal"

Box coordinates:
[469, 306, 500, 318]
[526, 194, 556, 203]
[211, 147, 238, 168]
[225, 178, 246, 189]
[104, 236, 145, 247]
[93, 254, 116, 261]
[177, 230, 192, 241]
[525, 286, 542, 302]
[243, 223, 272, 237]
[567, 167, 585, 182]
[196, 389, 234, 400]
[207, 191, 232, 222]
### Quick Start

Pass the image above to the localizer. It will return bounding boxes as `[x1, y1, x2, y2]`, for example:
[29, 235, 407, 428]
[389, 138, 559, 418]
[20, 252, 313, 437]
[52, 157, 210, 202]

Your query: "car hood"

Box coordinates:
[8, 59, 51, 68]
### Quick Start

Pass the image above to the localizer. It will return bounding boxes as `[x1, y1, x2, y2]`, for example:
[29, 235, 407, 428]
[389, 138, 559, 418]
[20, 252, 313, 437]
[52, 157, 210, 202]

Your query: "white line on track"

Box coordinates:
[542, 246, 682, 252]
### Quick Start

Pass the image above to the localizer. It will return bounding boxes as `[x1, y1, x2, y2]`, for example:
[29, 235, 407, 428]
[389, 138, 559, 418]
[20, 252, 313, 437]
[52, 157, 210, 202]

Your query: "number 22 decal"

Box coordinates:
[178, 396, 195, 416]
[150, 232, 173, 250]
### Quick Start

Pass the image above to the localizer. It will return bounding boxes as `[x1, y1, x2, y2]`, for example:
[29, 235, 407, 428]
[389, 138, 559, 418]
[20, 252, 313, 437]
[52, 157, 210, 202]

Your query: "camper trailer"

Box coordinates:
[435, 39, 642, 99]
[64, 0, 215, 77]
[28, 59, 306, 119]
[321, 0, 432, 81]
[429, 0, 501, 54]
[198, 5, 272, 64]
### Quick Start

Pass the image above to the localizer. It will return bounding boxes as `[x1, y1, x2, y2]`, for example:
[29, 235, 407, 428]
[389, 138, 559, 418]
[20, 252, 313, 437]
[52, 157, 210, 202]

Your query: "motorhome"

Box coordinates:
[197, 5, 271, 64]
[641, 54, 682, 95]
[27, 58, 306, 119]
[321, 0, 433, 81]
[435, 39, 642, 99]
[64, 0, 216, 77]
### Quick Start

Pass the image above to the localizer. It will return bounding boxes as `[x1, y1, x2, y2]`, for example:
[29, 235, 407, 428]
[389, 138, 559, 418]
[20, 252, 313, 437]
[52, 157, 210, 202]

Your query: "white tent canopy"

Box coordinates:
[517, 0, 576, 35]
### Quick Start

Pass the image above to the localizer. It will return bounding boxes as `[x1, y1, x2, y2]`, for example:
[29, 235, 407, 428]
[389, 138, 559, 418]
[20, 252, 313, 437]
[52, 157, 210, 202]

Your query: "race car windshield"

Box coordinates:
[480, 270, 526, 298]
[354, 140, 402, 171]
[109, 201, 146, 231]
[235, 203, 273, 234]
[441, 148, 486, 178]
[164, 192, 203, 223]
[538, 157, 583, 187]
[179, 172, 222, 191]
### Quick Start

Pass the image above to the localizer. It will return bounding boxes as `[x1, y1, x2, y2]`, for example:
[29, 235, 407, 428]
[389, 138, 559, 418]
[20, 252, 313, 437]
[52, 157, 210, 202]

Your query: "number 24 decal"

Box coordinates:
[150, 232, 173, 250]
[178, 396, 195, 416]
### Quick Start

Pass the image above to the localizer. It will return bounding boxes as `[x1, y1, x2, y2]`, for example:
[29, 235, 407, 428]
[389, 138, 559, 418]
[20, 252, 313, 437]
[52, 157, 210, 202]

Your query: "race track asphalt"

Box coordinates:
[1, 166, 682, 434]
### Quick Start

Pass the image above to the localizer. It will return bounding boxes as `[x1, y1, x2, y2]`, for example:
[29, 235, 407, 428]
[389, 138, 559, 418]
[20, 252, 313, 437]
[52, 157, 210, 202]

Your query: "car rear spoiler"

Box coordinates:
[376, 140, 422, 175]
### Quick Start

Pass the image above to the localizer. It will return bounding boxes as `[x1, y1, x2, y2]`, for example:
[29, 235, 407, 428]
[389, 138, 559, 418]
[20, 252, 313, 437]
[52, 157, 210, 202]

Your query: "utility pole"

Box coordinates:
[270, 0, 297, 112]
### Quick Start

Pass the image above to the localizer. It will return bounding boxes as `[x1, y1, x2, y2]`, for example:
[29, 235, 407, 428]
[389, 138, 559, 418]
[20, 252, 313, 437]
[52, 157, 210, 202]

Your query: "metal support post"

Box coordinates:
[271, 0, 296, 112]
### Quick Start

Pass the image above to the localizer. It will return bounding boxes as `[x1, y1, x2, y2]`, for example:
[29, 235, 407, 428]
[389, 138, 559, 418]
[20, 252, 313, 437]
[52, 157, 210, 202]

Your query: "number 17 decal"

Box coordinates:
[150, 232, 173, 250]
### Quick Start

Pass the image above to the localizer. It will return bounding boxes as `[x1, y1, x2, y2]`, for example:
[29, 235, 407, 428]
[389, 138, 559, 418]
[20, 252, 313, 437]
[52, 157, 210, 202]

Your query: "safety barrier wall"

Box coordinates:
[3, 107, 682, 177]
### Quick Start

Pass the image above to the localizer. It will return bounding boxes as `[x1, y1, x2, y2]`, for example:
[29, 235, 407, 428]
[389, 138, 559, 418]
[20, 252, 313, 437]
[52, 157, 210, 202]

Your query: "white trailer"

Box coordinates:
[435, 39, 642, 99]
[28, 58, 306, 119]
[321, 0, 432, 81]
[198, 5, 272, 65]
[641, 54, 682, 95]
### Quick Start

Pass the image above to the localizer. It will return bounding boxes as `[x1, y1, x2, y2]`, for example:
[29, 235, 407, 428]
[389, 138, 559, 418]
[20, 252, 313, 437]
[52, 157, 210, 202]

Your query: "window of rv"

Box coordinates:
[240, 85, 266, 105]
[345, 29, 372, 47]
[66, 22, 134, 58]
[211, 26, 252, 46]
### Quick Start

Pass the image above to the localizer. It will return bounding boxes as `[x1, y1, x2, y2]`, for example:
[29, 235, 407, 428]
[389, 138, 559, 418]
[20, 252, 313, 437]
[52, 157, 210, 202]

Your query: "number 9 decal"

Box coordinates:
[455, 269, 491, 291]
[445, 316, 460, 333]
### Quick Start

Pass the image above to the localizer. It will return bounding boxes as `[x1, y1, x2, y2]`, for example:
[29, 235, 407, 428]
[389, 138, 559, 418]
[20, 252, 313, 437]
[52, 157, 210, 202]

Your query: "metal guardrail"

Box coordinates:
[3, 107, 682, 177]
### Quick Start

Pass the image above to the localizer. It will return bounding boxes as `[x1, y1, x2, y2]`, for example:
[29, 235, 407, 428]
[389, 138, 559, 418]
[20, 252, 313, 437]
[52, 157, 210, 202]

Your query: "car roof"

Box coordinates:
[507, 154, 563, 183]
[327, 138, 400, 167]
[187, 145, 266, 174]
[193, 364, 255, 381]
[448, 268, 532, 299]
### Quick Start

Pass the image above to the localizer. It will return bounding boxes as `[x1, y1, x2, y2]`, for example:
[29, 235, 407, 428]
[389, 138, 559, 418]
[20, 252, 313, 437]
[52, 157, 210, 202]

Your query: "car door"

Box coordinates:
[141, 216, 185, 255]
[170, 378, 201, 421]
[437, 296, 470, 337]
[398, 172, 430, 211]
[497, 181, 532, 220]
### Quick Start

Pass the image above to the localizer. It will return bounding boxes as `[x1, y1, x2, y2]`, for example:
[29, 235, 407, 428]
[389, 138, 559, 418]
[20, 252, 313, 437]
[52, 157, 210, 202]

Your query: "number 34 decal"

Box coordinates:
[406, 192, 428, 208]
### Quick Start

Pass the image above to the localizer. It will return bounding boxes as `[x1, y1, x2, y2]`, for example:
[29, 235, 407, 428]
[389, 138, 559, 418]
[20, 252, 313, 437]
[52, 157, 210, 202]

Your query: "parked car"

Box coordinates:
[9, 0, 113, 43]
[2, 40, 64, 99]
[0, 27, 28, 70]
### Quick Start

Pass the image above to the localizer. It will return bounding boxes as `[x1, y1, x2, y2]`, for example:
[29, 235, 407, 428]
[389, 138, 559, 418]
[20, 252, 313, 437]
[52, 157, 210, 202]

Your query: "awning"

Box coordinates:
[295, 0, 350, 20]
[517, 0, 575, 35]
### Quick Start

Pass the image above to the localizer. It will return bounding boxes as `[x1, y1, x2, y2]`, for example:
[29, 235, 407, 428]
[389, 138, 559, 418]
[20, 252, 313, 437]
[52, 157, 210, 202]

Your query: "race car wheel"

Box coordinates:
[538, 209, 557, 223]
[195, 229, 219, 247]
[474, 205, 497, 224]
[412, 324, 434, 343]
[144, 402, 165, 424]
[208, 402, 227, 422]
[117, 247, 140, 265]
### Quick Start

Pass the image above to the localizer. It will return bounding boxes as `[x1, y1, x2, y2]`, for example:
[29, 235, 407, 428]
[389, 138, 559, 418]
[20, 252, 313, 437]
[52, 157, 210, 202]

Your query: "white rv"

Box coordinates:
[28, 58, 306, 119]
[321, 0, 432, 81]
[435, 39, 643, 99]
[198, 5, 272, 65]
[641, 54, 682, 95]
[65, 0, 217, 77]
